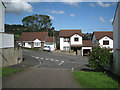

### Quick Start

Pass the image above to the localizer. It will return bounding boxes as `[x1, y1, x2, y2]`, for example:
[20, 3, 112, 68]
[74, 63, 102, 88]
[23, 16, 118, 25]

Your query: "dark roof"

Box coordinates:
[46, 37, 56, 43]
[59, 29, 82, 37]
[18, 32, 48, 41]
[93, 31, 113, 40]
[112, 2, 120, 25]
[83, 40, 93, 47]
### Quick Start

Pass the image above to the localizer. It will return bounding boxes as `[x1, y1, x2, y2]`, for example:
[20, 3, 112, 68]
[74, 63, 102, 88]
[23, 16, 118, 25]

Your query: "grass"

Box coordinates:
[1, 68, 23, 77]
[72, 71, 119, 88]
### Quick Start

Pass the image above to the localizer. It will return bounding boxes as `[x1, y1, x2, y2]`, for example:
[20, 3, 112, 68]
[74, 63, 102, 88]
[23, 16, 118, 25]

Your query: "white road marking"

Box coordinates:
[45, 58, 49, 60]
[50, 59, 54, 61]
[32, 59, 41, 68]
[41, 58, 44, 59]
[55, 60, 59, 62]
[35, 57, 40, 59]
[58, 61, 64, 66]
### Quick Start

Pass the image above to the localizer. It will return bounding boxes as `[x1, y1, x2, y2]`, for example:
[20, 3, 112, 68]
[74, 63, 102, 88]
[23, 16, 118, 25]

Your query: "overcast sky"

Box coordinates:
[4, 1, 117, 33]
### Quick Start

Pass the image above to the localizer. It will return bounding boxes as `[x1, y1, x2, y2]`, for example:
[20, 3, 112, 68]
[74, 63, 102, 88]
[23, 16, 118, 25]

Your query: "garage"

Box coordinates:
[82, 40, 93, 56]
[83, 49, 91, 56]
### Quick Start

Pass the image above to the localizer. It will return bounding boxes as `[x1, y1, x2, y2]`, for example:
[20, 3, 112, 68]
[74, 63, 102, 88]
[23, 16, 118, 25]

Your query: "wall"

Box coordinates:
[99, 36, 113, 49]
[33, 39, 41, 48]
[44, 43, 56, 51]
[70, 34, 82, 45]
[0, 1, 5, 32]
[60, 38, 70, 50]
[0, 33, 14, 48]
[82, 47, 92, 56]
[92, 34, 99, 45]
[113, 2, 120, 76]
[24, 42, 32, 48]
[1, 47, 23, 67]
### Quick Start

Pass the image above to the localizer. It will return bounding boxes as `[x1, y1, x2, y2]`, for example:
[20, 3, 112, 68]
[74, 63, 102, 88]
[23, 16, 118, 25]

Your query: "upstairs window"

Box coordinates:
[64, 38, 69, 42]
[74, 37, 79, 41]
[103, 40, 109, 45]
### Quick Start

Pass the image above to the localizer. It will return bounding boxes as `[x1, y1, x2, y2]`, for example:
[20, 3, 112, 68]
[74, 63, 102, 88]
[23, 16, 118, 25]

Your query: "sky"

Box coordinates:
[4, 1, 117, 33]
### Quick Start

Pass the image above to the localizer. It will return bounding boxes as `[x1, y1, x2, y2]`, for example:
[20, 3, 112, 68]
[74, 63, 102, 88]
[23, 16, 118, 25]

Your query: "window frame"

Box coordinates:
[103, 40, 109, 45]
[74, 37, 79, 42]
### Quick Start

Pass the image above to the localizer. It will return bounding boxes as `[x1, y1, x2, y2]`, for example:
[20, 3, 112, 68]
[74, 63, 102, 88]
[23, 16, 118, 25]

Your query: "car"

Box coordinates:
[43, 46, 51, 52]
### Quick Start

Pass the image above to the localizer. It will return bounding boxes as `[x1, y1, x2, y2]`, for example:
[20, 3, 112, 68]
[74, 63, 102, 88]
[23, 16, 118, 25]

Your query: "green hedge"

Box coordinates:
[89, 47, 112, 71]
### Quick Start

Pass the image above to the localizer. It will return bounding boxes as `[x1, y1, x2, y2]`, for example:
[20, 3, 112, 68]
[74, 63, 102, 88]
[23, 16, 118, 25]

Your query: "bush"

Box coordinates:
[89, 47, 112, 71]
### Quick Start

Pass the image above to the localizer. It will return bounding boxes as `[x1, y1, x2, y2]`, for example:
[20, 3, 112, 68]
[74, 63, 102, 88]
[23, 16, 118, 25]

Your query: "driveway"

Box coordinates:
[3, 49, 89, 88]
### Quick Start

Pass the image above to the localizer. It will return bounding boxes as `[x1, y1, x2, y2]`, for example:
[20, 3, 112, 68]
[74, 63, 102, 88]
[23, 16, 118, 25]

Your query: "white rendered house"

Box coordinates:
[18, 32, 48, 48]
[18, 32, 56, 51]
[59, 29, 92, 56]
[112, 2, 120, 76]
[92, 31, 113, 51]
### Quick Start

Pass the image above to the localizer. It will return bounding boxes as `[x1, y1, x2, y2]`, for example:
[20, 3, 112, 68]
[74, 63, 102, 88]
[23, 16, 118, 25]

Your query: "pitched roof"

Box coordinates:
[83, 40, 93, 47]
[59, 29, 82, 37]
[46, 37, 56, 43]
[93, 31, 113, 40]
[18, 32, 48, 41]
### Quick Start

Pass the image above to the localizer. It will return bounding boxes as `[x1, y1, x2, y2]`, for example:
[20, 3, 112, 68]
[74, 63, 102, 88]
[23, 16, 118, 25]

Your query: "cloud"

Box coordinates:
[89, 3, 95, 7]
[48, 15, 55, 20]
[99, 16, 106, 23]
[97, 1, 111, 8]
[4, 0, 33, 14]
[63, 2, 79, 6]
[110, 18, 113, 23]
[70, 14, 75, 17]
[46, 9, 65, 14]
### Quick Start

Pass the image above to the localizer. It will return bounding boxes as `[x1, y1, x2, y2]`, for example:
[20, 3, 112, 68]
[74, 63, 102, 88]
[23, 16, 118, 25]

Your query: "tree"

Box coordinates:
[22, 14, 52, 31]
[89, 47, 112, 71]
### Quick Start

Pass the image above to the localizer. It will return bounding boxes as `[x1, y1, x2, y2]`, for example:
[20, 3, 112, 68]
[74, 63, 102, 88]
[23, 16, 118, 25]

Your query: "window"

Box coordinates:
[74, 37, 79, 41]
[34, 42, 40, 46]
[63, 47, 70, 51]
[64, 38, 69, 42]
[103, 40, 109, 45]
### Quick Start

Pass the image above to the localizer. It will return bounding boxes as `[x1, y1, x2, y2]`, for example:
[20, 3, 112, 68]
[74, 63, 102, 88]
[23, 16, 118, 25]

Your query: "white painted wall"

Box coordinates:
[113, 2, 120, 76]
[70, 34, 82, 45]
[0, 33, 14, 48]
[60, 38, 70, 50]
[44, 43, 56, 51]
[99, 36, 113, 49]
[33, 39, 41, 48]
[24, 42, 32, 48]
[82, 47, 92, 56]
[0, 1, 5, 32]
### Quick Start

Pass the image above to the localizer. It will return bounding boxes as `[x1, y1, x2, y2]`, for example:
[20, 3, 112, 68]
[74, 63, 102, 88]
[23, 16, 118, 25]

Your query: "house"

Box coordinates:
[18, 32, 48, 48]
[18, 32, 56, 50]
[0, 1, 22, 67]
[45, 37, 56, 51]
[59, 29, 92, 56]
[112, 2, 120, 76]
[92, 31, 113, 51]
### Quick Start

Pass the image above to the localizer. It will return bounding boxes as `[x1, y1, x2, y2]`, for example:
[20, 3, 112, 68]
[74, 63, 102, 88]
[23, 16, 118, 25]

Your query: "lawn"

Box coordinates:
[72, 71, 119, 88]
[2, 68, 23, 77]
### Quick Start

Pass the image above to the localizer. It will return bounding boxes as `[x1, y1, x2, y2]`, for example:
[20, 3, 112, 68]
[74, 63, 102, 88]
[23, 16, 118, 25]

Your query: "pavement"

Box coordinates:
[3, 68, 80, 88]
[3, 49, 90, 88]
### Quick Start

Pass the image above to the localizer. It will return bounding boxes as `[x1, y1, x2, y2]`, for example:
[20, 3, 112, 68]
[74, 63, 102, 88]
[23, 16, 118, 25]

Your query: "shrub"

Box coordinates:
[89, 47, 112, 71]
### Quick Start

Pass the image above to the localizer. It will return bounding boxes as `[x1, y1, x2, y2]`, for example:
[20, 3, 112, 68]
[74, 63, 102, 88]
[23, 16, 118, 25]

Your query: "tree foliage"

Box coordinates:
[89, 47, 112, 71]
[22, 14, 52, 31]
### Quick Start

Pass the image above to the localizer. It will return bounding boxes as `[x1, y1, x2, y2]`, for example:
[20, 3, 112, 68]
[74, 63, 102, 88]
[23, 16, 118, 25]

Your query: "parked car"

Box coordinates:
[43, 46, 51, 52]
